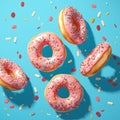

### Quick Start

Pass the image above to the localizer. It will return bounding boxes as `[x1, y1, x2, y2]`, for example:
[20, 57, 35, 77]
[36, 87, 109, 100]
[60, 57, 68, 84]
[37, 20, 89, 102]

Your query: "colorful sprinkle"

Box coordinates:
[91, 18, 95, 23]
[68, 59, 72, 63]
[92, 4, 97, 8]
[96, 96, 100, 102]
[107, 101, 113, 105]
[9, 105, 14, 109]
[13, 37, 17, 43]
[19, 54, 22, 59]
[96, 25, 101, 31]
[113, 55, 117, 60]
[34, 74, 40, 78]
[5, 37, 11, 40]
[11, 12, 15, 18]
[32, 11, 36, 17]
[105, 12, 110, 16]
[76, 49, 81, 56]
[34, 95, 39, 101]
[29, 113, 36, 116]
[102, 36, 107, 41]
[95, 77, 101, 80]
[108, 79, 113, 83]
[101, 20, 105, 26]
[19, 104, 24, 110]
[114, 24, 117, 28]
[112, 83, 118, 87]
[33, 87, 38, 93]
[12, 25, 17, 29]
[117, 62, 120, 65]
[49, 16, 53, 21]
[42, 77, 46, 82]
[97, 11, 101, 18]
[71, 68, 76, 72]
[4, 99, 9, 104]
[96, 112, 101, 117]
[20, 2, 25, 7]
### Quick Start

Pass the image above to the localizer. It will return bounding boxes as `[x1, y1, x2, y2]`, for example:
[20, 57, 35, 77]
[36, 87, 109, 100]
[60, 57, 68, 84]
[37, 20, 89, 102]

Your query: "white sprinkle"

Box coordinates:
[95, 83, 99, 87]
[47, 113, 51, 116]
[33, 87, 38, 93]
[32, 11, 36, 17]
[113, 77, 118, 82]
[98, 87, 101, 92]
[101, 20, 105, 26]
[13, 37, 17, 43]
[34, 74, 40, 78]
[68, 59, 72, 63]
[5, 37, 11, 40]
[97, 11, 102, 18]
[19, 104, 24, 110]
[76, 49, 81, 56]
[56, 114, 61, 118]
[88, 105, 92, 112]
[107, 101, 113, 105]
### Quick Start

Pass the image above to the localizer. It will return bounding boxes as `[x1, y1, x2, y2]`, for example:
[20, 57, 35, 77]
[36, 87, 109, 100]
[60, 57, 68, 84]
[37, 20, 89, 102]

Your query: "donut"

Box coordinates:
[58, 6, 87, 44]
[80, 42, 112, 76]
[44, 74, 83, 112]
[0, 58, 28, 90]
[28, 32, 66, 72]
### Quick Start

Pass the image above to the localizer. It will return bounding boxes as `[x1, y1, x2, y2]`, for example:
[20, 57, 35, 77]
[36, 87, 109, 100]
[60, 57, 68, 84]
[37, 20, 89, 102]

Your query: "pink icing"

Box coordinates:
[45, 74, 83, 112]
[63, 7, 87, 44]
[0, 58, 27, 89]
[80, 42, 111, 75]
[28, 32, 66, 72]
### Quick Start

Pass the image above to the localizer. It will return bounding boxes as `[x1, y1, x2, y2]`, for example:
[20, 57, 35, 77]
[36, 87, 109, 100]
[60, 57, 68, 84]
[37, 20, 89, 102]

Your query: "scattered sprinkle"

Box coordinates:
[68, 59, 72, 63]
[20, 2, 25, 7]
[12, 25, 17, 29]
[3, 17, 7, 21]
[101, 20, 105, 26]
[108, 79, 113, 83]
[24, 18, 28, 22]
[49, 16, 53, 21]
[113, 55, 117, 60]
[107, 101, 113, 105]
[37, 26, 40, 29]
[90, 114, 93, 120]
[34, 74, 40, 78]
[76, 49, 81, 56]
[19, 104, 24, 110]
[34, 95, 39, 101]
[88, 105, 92, 111]
[5, 37, 11, 40]
[56, 114, 61, 118]
[71, 68, 76, 72]
[34, 87, 38, 93]
[97, 11, 101, 18]
[96, 96, 100, 102]
[32, 11, 36, 17]
[29, 113, 36, 116]
[96, 25, 101, 31]
[4, 99, 9, 104]
[13, 37, 17, 43]
[96, 112, 101, 117]
[113, 77, 118, 82]
[105, 12, 110, 16]
[3, 108, 7, 110]
[102, 36, 107, 41]
[112, 83, 118, 87]
[11, 12, 15, 18]
[91, 18, 95, 23]
[101, 110, 105, 112]
[6, 113, 10, 117]
[9, 105, 14, 109]
[47, 113, 51, 116]
[91, 4, 97, 8]
[19, 54, 22, 59]
[96, 77, 101, 80]
[114, 24, 117, 28]
[98, 87, 101, 92]
[42, 77, 47, 82]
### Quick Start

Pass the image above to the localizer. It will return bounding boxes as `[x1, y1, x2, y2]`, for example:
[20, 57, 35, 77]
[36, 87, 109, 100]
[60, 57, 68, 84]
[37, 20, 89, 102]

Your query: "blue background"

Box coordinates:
[0, 0, 120, 120]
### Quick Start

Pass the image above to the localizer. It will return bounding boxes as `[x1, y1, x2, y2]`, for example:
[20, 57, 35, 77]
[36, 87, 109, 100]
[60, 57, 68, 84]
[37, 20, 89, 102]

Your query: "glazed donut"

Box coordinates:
[28, 32, 66, 72]
[44, 74, 83, 112]
[58, 6, 87, 44]
[0, 58, 28, 90]
[80, 42, 112, 76]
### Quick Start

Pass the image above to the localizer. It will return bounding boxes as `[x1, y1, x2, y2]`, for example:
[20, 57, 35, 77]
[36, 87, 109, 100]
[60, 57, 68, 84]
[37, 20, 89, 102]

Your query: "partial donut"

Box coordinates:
[80, 42, 112, 76]
[44, 74, 83, 112]
[58, 6, 87, 44]
[0, 58, 28, 90]
[28, 32, 66, 72]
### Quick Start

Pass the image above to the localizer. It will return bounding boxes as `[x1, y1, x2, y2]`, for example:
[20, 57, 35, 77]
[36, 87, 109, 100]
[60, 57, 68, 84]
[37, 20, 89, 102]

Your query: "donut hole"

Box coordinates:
[57, 87, 69, 98]
[5, 69, 16, 78]
[42, 45, 53, 58]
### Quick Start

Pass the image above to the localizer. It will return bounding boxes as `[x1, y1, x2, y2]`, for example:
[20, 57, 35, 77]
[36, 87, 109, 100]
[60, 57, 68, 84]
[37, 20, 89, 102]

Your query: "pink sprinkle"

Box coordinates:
[92, 4, 97, 8]
[42, 77, 46, 82]
[4, 99, 9, 104]
[112, 83, 118, 87]
[113, 55, 117, 60]
[102, 36, 107, 41]
[96, 112, 101, 117]
[34, 95, 39, 101]
[117, 62, 120, 65]
[11, 12, 15, 18]
[71, 68, 76, 72]
[20, 2, 25, 7]
[114, 24, 117, 28]
[96, 96, 100, 102]
[12, 25, 17, 29]
[49, 16, 53, 21]
[108, 79, 113, 83]
[96, 25, 101, 31]
[19, 54, 22, 59]
[10, 105, 14, 109]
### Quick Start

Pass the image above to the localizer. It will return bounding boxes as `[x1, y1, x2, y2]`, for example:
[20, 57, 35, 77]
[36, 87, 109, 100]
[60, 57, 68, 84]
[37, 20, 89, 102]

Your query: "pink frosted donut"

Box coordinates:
[45, 74, 83, 112]
[28, 32, 66, 72]
[59, 6, 87, 44]
[0, 58, 28, 90]
[80, 42, 112, 76]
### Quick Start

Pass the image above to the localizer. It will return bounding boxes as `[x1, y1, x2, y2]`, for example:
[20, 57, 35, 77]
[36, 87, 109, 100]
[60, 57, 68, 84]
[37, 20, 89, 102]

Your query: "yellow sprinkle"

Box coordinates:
[91, 18, 95, 23]
[24, 18, 28, 22]
[68, 59, 72, 63]
[5, 37, 11, 40]
[3, 108, 7, 110]
[32, 11, 36, 17]
[3, 17, 7, 21]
